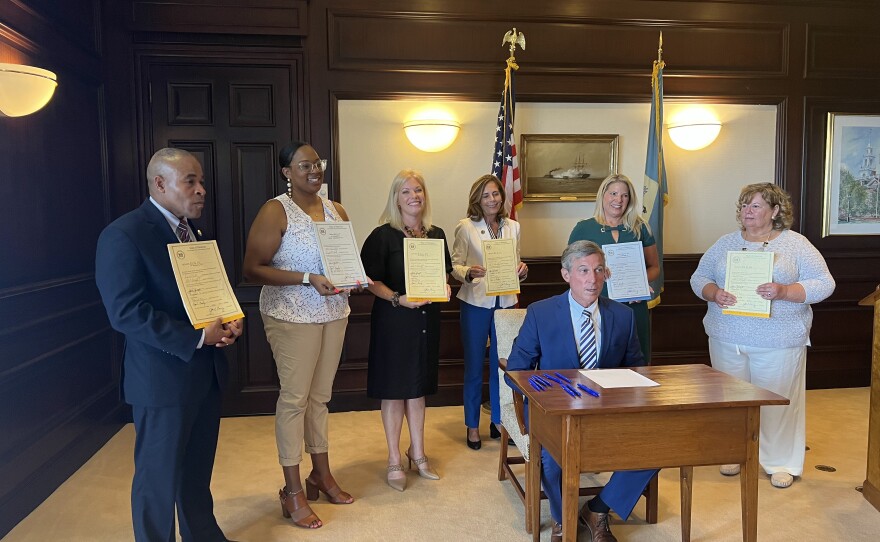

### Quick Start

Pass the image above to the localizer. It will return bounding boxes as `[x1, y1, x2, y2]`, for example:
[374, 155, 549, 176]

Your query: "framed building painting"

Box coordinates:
[823, 113, 880, 236]
[520, 134, 619, 202]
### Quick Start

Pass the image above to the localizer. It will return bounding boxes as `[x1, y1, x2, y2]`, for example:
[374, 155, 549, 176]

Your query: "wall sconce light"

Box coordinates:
[667, 106, 722, 151]
[403, 119, 461, 152]
[0, 63, 58, 117]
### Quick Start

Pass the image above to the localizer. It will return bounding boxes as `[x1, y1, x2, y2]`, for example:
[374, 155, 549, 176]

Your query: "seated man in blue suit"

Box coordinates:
[96, 148, 243, 542]
[506, 240, 657, 542]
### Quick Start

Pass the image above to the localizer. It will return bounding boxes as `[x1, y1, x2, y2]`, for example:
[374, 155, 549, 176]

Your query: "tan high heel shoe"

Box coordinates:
[405, 449, 440, 480]
[386, 463, 406, 492]
[279, 486, 322, 529]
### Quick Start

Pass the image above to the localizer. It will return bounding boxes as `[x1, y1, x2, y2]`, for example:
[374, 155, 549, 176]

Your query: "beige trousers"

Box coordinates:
[262, 314, 348, 466]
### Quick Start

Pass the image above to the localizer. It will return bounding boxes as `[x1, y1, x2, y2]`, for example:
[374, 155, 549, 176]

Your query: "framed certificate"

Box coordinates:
[403, 238, 448, 302]
[602, 241, 651, 302]
[722, 251, 774, 318]
[481, 238, 520, 296]
[167, 240, 244, 329]
[313, 221, 368, 288]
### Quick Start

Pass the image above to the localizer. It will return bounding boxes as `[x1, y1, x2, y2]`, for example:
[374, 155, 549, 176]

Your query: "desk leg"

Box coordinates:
[529, 409, 542, 542]
[741, 406, 760, 542]
[562, 416, 580, 542]
[680, 466, 693, 542]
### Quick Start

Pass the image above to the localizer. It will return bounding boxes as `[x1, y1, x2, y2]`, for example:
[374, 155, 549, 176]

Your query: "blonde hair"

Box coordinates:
[465, 174, 508, 221]
[379, 169, 433, 231]
[592, 173, 650, 240]
[736, 182, 793, 231]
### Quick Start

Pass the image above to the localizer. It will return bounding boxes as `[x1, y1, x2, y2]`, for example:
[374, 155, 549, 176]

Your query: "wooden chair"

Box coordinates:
[494, 308, 659, 534]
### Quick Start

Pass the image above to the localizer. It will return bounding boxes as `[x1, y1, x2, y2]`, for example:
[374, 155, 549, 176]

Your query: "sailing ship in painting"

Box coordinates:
[548, 155, 591, 179]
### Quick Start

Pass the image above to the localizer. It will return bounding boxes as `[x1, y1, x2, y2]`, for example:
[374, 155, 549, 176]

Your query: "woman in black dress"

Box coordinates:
[361, 169, 452, 492]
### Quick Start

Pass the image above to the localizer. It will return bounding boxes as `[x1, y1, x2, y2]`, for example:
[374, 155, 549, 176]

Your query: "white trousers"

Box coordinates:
[708, 338, 806, 476]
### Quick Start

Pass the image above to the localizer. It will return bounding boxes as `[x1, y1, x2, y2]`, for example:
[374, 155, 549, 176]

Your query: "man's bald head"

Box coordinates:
[146, 148, 206, 219]
[147, 148, 196, 194]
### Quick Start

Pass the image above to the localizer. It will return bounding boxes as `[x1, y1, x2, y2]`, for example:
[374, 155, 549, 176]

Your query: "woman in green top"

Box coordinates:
[568, 173, 660, 362]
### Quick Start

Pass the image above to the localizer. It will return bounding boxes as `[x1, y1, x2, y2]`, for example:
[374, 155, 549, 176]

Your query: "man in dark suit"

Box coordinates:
[506, 240, 657, 542]
[95, 148, 242, 542]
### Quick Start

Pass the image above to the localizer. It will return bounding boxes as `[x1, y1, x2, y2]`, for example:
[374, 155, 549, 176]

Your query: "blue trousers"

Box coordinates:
[542, 449, 657, 523]
[460, 300, 505, 427]
[131, 381, 226, 542]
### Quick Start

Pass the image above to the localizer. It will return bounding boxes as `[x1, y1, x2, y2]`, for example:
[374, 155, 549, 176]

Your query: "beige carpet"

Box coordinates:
[4, 388, 880, 541]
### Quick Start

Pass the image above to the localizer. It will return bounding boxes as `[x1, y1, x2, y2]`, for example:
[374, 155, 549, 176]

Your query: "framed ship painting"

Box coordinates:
[520, 134, 619, 202]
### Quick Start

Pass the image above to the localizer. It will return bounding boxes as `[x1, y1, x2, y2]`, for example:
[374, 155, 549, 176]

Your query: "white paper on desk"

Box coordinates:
[579, 368, 659, 388]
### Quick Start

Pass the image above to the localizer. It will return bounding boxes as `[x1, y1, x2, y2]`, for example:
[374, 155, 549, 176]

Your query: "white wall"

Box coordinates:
[338, 100, 777, 257]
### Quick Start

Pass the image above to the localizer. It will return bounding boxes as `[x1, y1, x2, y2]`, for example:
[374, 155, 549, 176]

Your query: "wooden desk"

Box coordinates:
[507, 364, 788, 542]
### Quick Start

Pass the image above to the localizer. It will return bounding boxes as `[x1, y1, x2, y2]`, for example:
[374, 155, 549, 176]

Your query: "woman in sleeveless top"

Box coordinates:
[243, 141, 355, 529]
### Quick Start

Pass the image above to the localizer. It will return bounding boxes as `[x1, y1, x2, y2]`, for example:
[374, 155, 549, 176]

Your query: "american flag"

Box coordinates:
[491, 61, 523, 219]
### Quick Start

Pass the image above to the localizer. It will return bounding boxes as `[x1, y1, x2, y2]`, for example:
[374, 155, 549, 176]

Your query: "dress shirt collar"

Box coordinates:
[149, 196, 186, 234]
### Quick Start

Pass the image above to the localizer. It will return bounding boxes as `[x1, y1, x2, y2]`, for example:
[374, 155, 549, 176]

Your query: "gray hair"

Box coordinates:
[561, 240, 605, 270]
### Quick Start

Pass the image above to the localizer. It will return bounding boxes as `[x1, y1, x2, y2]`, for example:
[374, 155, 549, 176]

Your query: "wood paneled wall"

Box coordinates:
[95, 0, 880, 419]
[0, 0, 123, 537]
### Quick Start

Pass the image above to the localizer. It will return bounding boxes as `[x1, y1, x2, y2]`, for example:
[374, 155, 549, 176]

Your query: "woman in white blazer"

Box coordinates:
[452, 174, 528, 449]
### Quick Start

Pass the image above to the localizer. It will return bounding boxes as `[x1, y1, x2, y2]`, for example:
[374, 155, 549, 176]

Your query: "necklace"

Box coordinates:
[742, 230, 773, 251]
[403, 224, 427, 238]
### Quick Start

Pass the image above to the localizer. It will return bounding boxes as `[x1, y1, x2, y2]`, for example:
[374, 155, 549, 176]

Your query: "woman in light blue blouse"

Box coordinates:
[690, 182, 835, 489]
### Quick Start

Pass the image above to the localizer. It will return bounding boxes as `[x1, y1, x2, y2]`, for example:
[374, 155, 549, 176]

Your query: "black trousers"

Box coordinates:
[131, 380, 225, 542]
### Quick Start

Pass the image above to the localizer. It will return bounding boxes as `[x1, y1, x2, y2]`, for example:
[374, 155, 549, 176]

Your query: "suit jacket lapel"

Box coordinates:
[140, 199, 180, 244]
[556, 293, 580, 368]
[470, 217, 489, 240]
[597, 297, 614, 365]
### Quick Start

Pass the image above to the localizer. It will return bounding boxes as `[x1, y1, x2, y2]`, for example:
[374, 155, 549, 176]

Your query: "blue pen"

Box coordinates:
[529, 381, 542, 392]
[542, 373, 564, 385]
[562, 383, 582, 397]
[535, 375, 553, 387]
[554, 372, 572, 384]
[528, 376, 545, 390]
[577, 383, 600, 397]
[561, 385, 578, 398]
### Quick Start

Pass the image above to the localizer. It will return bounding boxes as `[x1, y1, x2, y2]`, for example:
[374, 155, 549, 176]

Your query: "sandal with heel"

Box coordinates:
[279, 486, 322, 529]
[405, 449, 440, 480]
[304, 475, 354, 504]
[386, 463, 406, 492]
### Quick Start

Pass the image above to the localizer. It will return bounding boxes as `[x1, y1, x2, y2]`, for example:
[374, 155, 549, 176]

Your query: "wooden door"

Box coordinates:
[141, 52, 305, 415]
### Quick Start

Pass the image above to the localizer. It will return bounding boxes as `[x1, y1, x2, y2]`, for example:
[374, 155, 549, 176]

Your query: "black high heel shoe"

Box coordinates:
[466, 428, 481, 450]
[490, 423, 501, 440]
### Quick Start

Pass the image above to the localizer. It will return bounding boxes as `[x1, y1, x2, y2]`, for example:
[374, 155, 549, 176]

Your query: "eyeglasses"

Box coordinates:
[291, 159, 327, 173]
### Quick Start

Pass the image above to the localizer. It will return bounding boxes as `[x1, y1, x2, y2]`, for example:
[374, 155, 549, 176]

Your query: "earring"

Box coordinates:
[286, 178, 292, 198]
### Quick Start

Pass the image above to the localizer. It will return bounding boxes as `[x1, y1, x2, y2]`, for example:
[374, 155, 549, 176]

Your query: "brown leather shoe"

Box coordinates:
[579, 505, 618, 542]
[550, 521, 562, 542]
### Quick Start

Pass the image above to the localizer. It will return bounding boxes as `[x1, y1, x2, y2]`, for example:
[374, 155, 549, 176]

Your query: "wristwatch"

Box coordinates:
[302, 272, 311, 286]
[390, 291, 401, 308]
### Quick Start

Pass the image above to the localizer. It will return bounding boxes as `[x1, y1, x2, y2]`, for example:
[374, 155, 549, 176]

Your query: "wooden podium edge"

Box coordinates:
[863, 479, 880, 513]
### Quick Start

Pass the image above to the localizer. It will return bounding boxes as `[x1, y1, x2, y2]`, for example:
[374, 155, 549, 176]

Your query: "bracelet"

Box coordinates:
[302, 272, 311, 286]
[390, 291, 401, 308]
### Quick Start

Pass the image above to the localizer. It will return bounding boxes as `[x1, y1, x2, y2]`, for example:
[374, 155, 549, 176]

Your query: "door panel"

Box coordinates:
[143, 54, 304, 414]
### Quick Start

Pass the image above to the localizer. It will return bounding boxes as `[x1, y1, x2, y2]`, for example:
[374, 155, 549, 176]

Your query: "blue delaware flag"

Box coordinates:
[643, 56, 668, 309]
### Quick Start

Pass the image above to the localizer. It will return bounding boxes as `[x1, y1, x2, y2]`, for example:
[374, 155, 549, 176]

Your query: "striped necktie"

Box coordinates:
[176, 219, 192, 243]
[578, 308, 598, 369]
